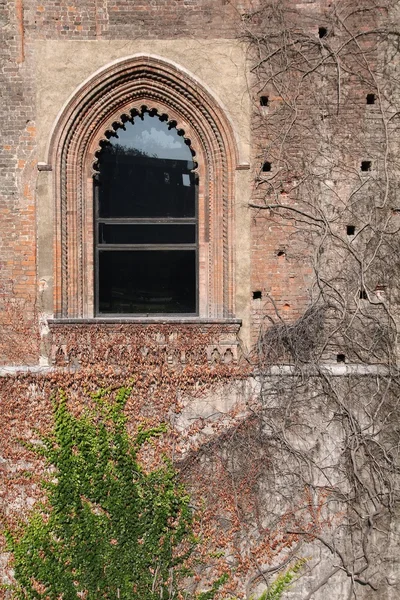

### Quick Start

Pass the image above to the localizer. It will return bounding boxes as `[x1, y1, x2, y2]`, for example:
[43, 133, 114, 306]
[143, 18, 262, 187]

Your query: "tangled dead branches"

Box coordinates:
[232, 0, 400, 597]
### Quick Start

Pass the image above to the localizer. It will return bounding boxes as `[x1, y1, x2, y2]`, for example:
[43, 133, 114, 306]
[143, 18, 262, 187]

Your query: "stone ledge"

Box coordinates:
[48, 318, 242, 326]
[0, 363, 394, 377]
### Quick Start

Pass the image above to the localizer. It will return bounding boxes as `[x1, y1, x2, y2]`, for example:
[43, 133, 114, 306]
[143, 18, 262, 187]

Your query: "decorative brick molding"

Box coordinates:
[48, 320, 242, 367]
[47, 55, 239, 320]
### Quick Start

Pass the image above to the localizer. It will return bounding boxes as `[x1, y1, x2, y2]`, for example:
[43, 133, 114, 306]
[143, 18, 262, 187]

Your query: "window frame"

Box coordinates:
[93, 164, 200, 316]
[48, 55, 239, 321]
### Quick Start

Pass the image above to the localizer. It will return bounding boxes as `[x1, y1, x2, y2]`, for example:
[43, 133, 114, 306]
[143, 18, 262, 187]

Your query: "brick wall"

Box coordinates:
[0, 1, 38, 363]
[26, 0, 249, 40]
[0, 0, 248, 364]
[247, 1, 393, 351]
[0, 0, 395, 363]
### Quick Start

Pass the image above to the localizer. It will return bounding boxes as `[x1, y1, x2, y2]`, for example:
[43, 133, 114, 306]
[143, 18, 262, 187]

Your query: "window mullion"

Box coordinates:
[97, 218, 197, 225]
[97, 244, 196, 250]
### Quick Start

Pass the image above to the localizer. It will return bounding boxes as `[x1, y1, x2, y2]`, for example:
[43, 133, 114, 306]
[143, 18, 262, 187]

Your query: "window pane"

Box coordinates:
[99, 223, 196, 245]
[98, 114, 196, 218]
[98, 250, 196, 314]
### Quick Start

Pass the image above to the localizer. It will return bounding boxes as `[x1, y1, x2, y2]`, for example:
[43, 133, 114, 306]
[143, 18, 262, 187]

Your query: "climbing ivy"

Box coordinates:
[227, 561, 304, 600]
[258, 561, 305, 600]
[6, 387, 221, 599]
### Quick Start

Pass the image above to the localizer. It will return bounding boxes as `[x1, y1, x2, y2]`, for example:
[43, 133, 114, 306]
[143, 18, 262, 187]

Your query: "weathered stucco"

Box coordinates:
[35, 40, 250, 162]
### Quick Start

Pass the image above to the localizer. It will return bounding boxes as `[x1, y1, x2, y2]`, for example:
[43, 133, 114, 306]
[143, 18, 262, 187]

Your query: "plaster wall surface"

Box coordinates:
[34, 40, 250, 163]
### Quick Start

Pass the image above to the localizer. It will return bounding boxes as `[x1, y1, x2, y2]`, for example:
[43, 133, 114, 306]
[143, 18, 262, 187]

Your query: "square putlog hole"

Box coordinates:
[361, 161, 372, 172]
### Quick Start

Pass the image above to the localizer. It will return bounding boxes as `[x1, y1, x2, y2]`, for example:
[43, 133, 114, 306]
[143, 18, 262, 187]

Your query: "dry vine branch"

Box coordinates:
[225, 0, 400, 597]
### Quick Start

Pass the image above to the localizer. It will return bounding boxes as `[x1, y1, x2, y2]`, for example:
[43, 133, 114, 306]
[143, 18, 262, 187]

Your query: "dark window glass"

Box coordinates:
[98, 223, 196, 245]
[98, 114, 196, 218]
[99, 250, 196, 314]
[95, 112, 198, 315]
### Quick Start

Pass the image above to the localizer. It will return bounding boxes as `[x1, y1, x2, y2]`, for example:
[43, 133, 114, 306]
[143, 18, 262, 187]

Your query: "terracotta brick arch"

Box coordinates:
[47, 55, 239, 319]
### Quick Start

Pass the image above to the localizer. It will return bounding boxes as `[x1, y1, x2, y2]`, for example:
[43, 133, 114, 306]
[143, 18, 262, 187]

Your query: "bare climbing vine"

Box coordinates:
[232, 0, 400, 597]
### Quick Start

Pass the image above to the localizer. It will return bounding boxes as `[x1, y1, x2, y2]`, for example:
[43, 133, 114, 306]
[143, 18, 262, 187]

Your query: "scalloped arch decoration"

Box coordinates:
[91, 107, 198, 174]
[50, 54, 239, 319]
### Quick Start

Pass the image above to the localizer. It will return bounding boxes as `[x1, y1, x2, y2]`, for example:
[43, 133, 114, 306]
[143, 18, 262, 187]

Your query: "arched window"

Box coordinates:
[95, 110, 198, 315]
[48, 56, 239, 320]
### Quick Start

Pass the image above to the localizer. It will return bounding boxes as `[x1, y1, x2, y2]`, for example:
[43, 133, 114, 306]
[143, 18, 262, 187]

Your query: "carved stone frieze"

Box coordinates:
[48, 320, 242, 368]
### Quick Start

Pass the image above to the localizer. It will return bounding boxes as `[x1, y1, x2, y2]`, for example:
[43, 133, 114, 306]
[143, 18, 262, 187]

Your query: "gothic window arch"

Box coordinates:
[48, 55, 239, 320]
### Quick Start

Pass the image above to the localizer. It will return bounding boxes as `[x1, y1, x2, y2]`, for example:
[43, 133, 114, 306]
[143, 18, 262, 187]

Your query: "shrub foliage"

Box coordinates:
[6, 388, 201, 599]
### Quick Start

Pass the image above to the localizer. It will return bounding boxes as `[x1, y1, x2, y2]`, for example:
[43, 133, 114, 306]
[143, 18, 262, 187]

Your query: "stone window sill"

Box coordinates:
[48, 318, 242, 326]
